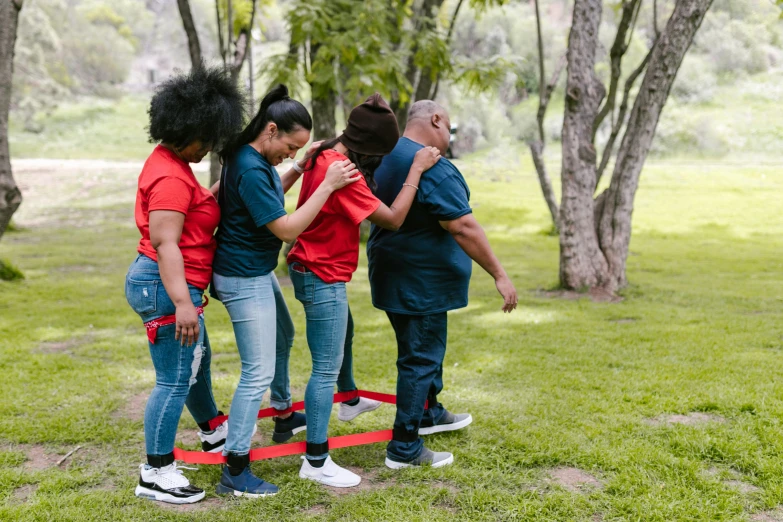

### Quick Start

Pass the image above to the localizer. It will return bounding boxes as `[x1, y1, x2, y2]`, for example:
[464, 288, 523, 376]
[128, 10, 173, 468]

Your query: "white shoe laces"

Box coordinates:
[154, 464, 197, 490]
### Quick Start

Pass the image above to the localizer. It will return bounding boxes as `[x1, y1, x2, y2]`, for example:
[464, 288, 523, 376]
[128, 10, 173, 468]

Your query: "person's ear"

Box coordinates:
[267, 122, 278, 139]
[431, 113, 443, 129]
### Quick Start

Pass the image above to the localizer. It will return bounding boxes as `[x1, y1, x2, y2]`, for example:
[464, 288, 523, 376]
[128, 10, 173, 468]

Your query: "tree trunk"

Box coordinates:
[559, 0, 713, 292]
[176, 0, 202, 69]
[308, 42, 337, 141]
[0, 0, 24, 242]
[595, 0, 713, 289]
[558, 0, 608, 290]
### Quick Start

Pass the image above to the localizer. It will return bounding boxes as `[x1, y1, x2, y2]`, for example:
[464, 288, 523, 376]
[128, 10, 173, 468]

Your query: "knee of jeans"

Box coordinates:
[239, 363, 274, 388]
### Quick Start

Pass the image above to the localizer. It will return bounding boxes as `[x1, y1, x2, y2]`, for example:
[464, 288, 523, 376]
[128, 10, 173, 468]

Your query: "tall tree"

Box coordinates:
[0, 0, 24, 243]
[176, 0, 202, 68]
[273, 0, 508, 139]
[558, 0, 713, 292]
[208, 0, 256, 184]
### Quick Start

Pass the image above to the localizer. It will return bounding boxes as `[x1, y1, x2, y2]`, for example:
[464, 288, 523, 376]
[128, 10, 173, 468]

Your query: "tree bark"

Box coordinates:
[176, 0, 202, 69]
[308, 42, 337, 141]
[558, 0, 608, 290]
[0, 0, 24, 242]
[595, 0, 714, 289]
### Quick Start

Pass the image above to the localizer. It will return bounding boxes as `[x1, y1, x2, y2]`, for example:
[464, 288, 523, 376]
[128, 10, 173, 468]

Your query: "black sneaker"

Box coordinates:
[419, 410, 472, 435]
[134, 463, 205, 504]
[272, 412, 307, 443]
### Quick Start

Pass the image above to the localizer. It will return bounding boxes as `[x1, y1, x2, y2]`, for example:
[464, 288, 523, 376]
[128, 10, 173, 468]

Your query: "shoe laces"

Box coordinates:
[155, 463, 197, 490]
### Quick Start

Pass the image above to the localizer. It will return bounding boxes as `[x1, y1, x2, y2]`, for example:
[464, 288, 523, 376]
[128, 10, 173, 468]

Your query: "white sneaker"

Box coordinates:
[338, 398, 382, 422]
[198, 420, 257, 453]
[135, 463, 205, 504]
[299, 456, 361, 488]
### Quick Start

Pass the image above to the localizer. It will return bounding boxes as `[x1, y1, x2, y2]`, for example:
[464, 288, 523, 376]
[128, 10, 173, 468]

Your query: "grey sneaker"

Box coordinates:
[419, 410, 472, 435]
[385, 447, 454, 469]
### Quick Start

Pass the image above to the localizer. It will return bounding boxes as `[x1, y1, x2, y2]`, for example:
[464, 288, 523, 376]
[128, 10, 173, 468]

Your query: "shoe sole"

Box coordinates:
[338, 401, 383, 422]
[299, 472, 361, 488]
[419, 414, 473, 435]
[384, 454, 455, 469]
[272, 425, 306, 443]
[135, 485, 205, 504]
[215, 483, 277, 498]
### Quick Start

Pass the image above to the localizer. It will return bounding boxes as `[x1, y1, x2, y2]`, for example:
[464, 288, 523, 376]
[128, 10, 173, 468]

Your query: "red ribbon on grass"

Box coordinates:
[173, 389, 425, 465]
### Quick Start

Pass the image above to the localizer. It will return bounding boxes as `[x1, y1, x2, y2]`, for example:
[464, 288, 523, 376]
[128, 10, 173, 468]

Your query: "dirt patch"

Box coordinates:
[547, 467, 604, 493]
[12, 484, 38, 503]
[176, 429, 200, 447]
[22, 444, 60, 470]
[36, 335, 91, 354]
[277, 275, 292, 287]
[116, 391, 150, 422]
[751, 510, 783, 522]
[303, 504, 328, 516]
[538, 288, 623, 303]
[325, 467, 396, 496]
[647, 412, 726, 426]
[725, 480, 760, 494]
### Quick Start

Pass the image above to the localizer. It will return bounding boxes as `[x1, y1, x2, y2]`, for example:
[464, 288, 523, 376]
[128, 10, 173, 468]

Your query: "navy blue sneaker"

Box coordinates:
[216, 466, 278, 498]
[272, 412, 307, 443]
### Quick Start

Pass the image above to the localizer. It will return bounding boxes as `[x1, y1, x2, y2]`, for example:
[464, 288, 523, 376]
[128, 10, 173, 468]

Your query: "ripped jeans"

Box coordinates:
[125, 254, 219, 459]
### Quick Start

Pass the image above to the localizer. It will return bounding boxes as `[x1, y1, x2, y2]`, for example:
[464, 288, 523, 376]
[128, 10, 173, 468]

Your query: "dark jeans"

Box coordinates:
[386, 311, 448, 462]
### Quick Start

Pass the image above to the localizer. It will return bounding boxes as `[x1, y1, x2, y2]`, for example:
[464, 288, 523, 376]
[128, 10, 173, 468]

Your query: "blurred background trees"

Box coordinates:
[3, 0, 783, 286]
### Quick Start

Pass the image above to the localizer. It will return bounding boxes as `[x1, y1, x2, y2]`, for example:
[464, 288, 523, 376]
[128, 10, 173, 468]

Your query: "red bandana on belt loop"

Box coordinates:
[143, 296, 208, 344]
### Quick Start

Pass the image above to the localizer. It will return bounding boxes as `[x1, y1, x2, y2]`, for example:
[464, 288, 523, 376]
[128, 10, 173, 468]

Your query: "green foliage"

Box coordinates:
[0, 259, 24, 282]
[267, 0, 512, 113]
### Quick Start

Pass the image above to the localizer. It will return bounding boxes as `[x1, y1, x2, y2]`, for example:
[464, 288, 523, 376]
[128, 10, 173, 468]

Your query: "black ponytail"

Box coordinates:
[221, 84, 312, 162]
[305, 138, 382, 193]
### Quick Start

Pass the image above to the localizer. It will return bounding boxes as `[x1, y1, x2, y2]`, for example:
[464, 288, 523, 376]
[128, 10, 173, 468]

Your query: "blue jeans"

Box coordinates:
[289, 264, 357, 460]
[212, 272, 295, 455]
[385, 311, 448, 462]
[125, 254, 219, 459]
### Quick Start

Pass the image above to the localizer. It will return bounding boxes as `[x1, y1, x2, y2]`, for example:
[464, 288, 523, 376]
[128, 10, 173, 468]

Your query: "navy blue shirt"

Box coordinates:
[367, 137, 473, 315]
[213, 145, 287, 277]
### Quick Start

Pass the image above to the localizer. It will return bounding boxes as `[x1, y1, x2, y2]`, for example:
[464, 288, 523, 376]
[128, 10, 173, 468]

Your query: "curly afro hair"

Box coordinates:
[148, 65, 245, 154]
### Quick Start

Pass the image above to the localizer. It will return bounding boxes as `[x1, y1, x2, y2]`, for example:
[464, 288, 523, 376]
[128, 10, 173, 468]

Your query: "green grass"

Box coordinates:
[0, 149, 782, 520]
[8, 96, 151, 161]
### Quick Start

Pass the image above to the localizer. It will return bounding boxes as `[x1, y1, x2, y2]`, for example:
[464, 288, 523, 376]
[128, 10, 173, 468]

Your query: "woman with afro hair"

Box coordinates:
[124, 65, 244, 504]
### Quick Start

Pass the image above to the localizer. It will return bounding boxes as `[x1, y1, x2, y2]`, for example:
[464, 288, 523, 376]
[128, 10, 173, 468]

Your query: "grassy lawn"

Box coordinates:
[0, 148, 782, 521]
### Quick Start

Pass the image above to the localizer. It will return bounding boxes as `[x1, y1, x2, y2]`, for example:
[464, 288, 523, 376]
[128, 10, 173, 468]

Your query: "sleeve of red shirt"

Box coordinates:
[331, 177, 382, 225]
[147, 176, 193, 214]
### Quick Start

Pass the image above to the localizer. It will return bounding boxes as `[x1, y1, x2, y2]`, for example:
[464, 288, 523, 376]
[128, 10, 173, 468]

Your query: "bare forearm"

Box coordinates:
[155, 242, 193, 306]
[280, 162, 304, 193]
[267, 186, 331, 243]
[451, 220, 507, 281]
[368, 165, 424, 230]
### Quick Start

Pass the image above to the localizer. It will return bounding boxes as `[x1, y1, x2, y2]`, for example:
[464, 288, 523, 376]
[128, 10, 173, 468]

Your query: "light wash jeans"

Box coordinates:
[125, 254, 219, 460]
[212, 271, 295, 455]
[289, 263, 357, 460]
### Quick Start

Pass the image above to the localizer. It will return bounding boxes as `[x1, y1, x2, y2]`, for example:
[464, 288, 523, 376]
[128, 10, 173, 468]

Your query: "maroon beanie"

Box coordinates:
[338, 93, 400, 156]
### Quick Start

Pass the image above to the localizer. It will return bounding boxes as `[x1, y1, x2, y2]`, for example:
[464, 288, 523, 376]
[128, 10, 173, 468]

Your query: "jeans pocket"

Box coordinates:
[125, 278, 158, 316]
[291, 270, 313, 304]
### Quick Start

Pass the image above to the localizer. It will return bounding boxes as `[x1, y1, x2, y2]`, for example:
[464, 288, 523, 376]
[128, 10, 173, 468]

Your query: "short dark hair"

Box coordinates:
[223, 84, 312, 160]
[148, 65, 245, 154]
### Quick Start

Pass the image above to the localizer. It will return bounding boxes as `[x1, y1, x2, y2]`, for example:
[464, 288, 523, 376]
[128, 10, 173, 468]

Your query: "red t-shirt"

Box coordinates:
[135, 145, 220, 290]
[287, 149, 381, 283]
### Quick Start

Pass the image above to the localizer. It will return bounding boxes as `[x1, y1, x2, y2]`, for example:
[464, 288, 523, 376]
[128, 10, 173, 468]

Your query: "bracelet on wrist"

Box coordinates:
[402, 183, 419, 191]
[292, 161, 305, 174]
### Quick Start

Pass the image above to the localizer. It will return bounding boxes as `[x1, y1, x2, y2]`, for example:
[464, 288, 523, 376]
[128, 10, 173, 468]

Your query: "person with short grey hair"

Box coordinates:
[368, 100, 518, 469]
